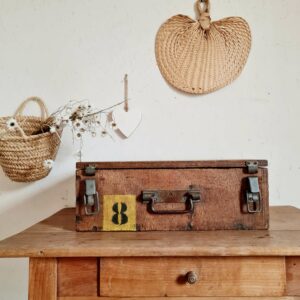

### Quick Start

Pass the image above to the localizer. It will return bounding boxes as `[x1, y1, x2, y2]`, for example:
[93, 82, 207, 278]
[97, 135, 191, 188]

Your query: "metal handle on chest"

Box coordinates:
[142, 188, 200, 215]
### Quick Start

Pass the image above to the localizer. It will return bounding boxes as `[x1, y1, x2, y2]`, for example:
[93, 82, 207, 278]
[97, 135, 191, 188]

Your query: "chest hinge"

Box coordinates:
[246, 161, 259, 174]
[85, 165, 96, 176]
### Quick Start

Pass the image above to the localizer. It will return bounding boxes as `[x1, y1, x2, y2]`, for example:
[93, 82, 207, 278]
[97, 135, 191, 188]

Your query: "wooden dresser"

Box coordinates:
[0, 206, 299, 300]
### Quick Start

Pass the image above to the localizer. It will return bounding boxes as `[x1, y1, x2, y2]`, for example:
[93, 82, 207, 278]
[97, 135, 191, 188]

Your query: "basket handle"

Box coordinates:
[14, 96, 49, 121]
[12, 96, 49, 138]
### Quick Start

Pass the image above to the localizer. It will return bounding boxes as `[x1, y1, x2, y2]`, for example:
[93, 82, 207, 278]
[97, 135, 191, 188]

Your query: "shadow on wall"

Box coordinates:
[0, 174, 75, 240]
[0, 169, 29, 193]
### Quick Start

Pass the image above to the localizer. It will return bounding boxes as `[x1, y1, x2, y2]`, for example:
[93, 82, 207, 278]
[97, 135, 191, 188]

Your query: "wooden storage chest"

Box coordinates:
[76, 160, 269, 231]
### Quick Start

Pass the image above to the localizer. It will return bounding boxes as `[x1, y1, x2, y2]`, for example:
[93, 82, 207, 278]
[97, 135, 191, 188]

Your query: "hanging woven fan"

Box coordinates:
[155, 0, 252, 94]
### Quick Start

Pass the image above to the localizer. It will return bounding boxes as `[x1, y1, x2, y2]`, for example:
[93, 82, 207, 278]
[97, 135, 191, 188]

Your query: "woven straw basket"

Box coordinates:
[155, 0, 252, 94]
[0, 97, 62, 182]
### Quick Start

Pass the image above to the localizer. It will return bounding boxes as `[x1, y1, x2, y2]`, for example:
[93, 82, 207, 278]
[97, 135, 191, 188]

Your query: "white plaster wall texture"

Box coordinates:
[0, 0, 299, 298]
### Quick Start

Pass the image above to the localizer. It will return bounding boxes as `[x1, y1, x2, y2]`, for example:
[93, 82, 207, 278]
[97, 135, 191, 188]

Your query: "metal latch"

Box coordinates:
[83, 179, 100, 216]
[246, 177, 262, 213]
[246, 161, 258, 174]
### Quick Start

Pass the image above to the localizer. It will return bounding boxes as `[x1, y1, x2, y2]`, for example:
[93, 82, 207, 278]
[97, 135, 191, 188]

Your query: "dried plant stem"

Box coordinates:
[85, 100, 127, 117]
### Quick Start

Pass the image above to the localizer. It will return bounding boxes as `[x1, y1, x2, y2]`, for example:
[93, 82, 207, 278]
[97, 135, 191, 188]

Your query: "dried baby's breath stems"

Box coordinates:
[47, 99, 125, 161]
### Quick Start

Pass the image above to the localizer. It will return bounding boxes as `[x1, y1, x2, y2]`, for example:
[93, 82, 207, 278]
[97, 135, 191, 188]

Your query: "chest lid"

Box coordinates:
[77, 160, 268, 173]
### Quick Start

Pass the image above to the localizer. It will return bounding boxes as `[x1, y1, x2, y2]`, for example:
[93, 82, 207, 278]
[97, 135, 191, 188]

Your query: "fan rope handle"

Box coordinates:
[197, 0, 211, 30]
[14, 96, 49, 121]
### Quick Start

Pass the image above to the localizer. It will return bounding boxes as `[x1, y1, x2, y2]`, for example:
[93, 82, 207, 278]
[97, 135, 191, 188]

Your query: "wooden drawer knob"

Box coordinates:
[186, 271, 198, 284]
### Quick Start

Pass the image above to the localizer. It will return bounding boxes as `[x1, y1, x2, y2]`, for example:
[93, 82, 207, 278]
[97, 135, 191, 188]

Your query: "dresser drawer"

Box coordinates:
[100, 257, 285, 297]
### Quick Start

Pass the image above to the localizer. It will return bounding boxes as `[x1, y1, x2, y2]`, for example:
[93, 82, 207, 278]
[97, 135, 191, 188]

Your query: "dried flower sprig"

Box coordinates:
[45, 100, 125, 161]
[43, 159, 54, 169]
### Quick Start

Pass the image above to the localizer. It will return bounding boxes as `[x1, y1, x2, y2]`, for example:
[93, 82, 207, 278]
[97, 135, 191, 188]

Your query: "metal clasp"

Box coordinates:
[83, 179, 100, 216]
[246, 177, 262, 213]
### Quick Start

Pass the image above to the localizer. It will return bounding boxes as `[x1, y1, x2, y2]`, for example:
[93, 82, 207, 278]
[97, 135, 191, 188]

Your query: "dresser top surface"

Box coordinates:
[0, 206, 299, 258]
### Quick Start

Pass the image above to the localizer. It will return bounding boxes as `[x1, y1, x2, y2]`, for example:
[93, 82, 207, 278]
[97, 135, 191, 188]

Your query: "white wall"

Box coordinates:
[0, 0, 299, 298]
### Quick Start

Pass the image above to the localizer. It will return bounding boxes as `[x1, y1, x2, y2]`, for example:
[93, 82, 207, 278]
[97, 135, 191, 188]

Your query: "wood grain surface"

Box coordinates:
[29, 258, 57, 300]
[59, 297, 300, 300]
[286, 257, 300, 296]
[58, 258, 98, 297]
[0, 206, 299, 258]
[100, 257, 285, 297]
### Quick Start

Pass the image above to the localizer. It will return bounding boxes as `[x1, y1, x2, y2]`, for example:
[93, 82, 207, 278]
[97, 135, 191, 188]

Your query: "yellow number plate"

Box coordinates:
[102, 195, 136, 231]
